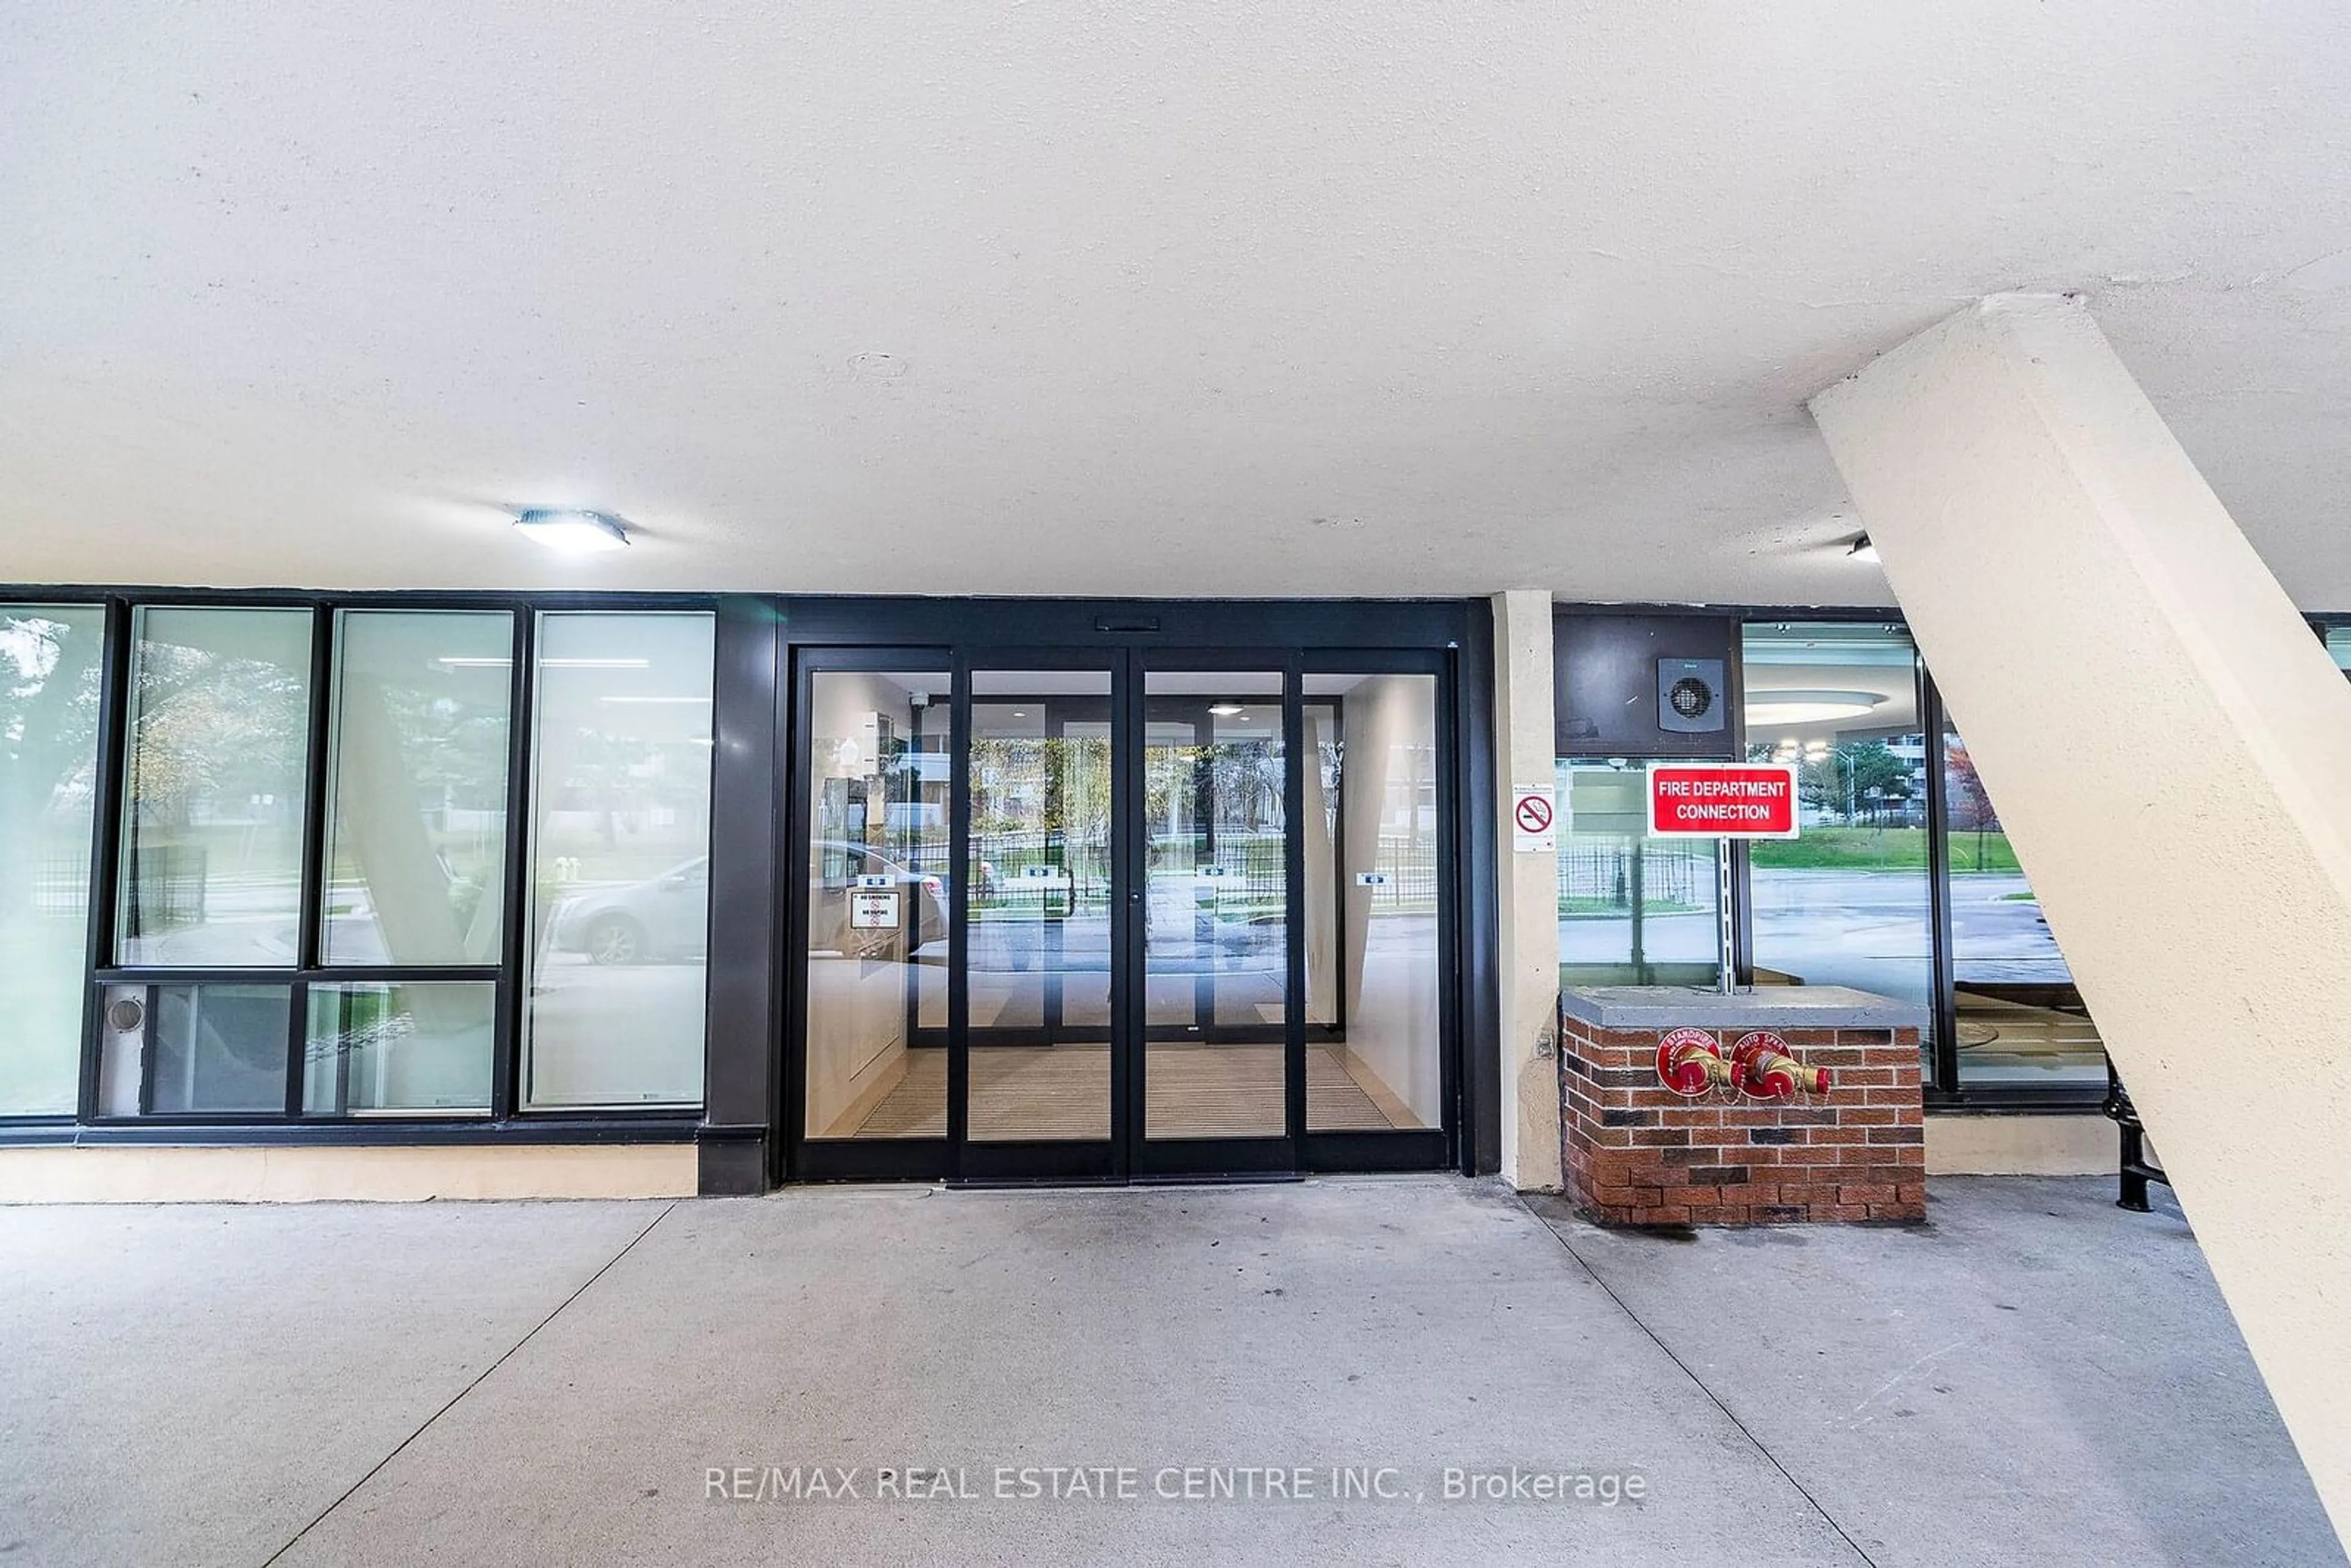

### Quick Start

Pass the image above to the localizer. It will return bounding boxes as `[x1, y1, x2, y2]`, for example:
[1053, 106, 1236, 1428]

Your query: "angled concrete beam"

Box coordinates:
[1812, 294, 2351, 1546]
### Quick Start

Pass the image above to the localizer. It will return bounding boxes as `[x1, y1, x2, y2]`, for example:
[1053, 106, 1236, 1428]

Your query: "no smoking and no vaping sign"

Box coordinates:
[1512, 783, 1555, 852]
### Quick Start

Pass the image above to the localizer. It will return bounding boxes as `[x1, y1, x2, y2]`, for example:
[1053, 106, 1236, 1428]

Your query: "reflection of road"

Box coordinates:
[1745, 868, 2071, 993]
[120, 877, 301, 966]
[527, 956, 703, 1105]
[1559, 910, 1715, 966]
[964, 907, 1288, 980]
[1944, 872, 2074, 985]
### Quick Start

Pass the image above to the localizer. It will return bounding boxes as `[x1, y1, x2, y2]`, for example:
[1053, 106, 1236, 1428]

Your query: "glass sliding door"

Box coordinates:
[1140, 670, 1290, 1144]
[792, 641, 1456, 1182]
[966, 669, 1115, 1144]
[800, 663, 950, 1142]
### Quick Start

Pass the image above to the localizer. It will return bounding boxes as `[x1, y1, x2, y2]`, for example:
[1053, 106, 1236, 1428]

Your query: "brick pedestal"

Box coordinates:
[1558, 986, 1925, 1226]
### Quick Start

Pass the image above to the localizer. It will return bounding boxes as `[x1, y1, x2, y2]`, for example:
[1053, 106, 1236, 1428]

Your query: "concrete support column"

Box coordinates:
[1490, 589, 1562, 1191]
[1812, 294, 2351, 1544]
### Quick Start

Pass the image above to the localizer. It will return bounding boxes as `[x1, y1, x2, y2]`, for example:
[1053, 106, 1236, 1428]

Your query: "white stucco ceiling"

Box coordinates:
[5, 2, 2349, 606]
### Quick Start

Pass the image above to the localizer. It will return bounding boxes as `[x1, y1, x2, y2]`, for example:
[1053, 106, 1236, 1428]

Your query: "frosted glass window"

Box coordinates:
[0, 605, 107, 1114]
[304, 981, 495, 1115]
[523, 613, 714, 1108]
[118, 608, 313, 967]
[321, 610, 514, 965]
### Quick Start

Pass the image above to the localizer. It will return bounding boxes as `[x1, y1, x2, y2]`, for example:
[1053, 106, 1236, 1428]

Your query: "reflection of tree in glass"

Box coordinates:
[353, 673, 511, 915]
[1943, 738, 1999, 869]
[972, 736, 1112, 893]
[130, 641, 308, 833]
[1799, 741, 1914, 826]
[0, 612, 104, 921]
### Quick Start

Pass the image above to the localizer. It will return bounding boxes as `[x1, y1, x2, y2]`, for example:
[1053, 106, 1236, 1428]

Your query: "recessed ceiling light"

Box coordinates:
[1208, 703, 1245, 716]
[514, 508, 629, 552]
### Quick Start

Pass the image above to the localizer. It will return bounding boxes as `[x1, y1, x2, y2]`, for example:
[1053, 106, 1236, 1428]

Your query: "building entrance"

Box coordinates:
[791, 637, 1458, 1182]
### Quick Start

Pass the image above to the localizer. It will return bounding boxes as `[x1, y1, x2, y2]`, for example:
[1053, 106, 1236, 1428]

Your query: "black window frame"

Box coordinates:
[0, 585, 720, 1150]
[1716, 604, 2351, 1112]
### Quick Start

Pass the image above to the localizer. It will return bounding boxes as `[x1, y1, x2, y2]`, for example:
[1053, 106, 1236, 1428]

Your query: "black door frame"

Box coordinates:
[1125, 646, 1300, 1179]
[770, 598, 1488, 1188]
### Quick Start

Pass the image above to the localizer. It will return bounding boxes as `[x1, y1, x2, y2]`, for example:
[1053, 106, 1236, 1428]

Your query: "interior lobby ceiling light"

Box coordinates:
[513, 508, 629, 552]
[1207, 703, 1245, 716]
[1745, 689, 1887, 726]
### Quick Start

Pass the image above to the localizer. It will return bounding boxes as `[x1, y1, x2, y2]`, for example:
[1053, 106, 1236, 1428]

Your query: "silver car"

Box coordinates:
[550, 846, 947, 965]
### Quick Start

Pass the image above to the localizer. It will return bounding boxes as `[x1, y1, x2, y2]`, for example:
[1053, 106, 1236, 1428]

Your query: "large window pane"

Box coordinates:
[118, 607, 314, 967]
[0, 606, 105, 1114]
[1943, 724, 2106, 1087]
[1556, 759, 1720, 988]
[321, 611, 513, 965]
[1742, 623, 1936, 1057]
[304, 981, 494, 1116]
[804, 669, 951, 1139]
[523, 613, 714, 1109]
[1305, 673, 1441, 1131]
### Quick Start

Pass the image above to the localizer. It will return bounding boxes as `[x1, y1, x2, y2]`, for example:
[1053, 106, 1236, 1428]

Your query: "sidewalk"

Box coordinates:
[0, 1177, 2334, 1566]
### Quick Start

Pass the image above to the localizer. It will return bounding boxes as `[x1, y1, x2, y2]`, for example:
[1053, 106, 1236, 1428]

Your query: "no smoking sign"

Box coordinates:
[1512, 783, 1556, 852]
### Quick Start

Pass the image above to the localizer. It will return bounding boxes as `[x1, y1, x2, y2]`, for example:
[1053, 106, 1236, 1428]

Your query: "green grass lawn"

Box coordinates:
[1750, 826, 2021, 873]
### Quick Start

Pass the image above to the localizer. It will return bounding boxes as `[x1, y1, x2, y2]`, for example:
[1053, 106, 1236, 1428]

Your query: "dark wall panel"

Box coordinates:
[701, 596, 782, 1193]
[1554, 611, 1740, 759]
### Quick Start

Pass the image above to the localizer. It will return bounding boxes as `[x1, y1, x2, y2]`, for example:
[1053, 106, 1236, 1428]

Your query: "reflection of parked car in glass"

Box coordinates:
[550, 845, 947, 966]
[809, 842, 948, 955]
[549, 857, 713, 966]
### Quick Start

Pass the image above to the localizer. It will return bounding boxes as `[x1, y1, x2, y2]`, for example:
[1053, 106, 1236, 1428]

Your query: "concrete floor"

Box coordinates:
[0, 1178, 2336, 1567]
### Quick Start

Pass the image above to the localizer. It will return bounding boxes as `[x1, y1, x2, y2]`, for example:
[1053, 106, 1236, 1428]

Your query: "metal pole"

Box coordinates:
[1717, 837, 1736, 995]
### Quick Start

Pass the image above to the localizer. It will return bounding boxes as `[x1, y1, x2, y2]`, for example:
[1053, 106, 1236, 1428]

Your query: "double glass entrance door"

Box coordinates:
[796, 648, 1450, 1182]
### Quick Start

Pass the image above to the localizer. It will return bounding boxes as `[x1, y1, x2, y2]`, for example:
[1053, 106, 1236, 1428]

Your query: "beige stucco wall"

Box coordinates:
[1491, 589, 1562, 1191]
[1925, 1114, 2113, 1177]
[0, 1144, 697, 1202]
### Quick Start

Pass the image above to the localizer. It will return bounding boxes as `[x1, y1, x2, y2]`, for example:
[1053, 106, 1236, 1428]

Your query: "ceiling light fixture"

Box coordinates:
[1745, 689, 1888, 726]
[1847, 533, 1879, 563]
[1207, 703, 1245, 716]
[514, 508, 629, 553]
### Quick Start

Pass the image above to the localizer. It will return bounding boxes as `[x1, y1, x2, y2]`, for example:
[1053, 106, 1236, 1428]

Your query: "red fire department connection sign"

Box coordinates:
[1647, 763, 1802, 839]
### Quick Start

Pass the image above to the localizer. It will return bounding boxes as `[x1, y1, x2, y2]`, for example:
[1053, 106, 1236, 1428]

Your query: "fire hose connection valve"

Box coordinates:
[1655, 1028, 1732, 1097]
[1730, 1030, 1829, 1100]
